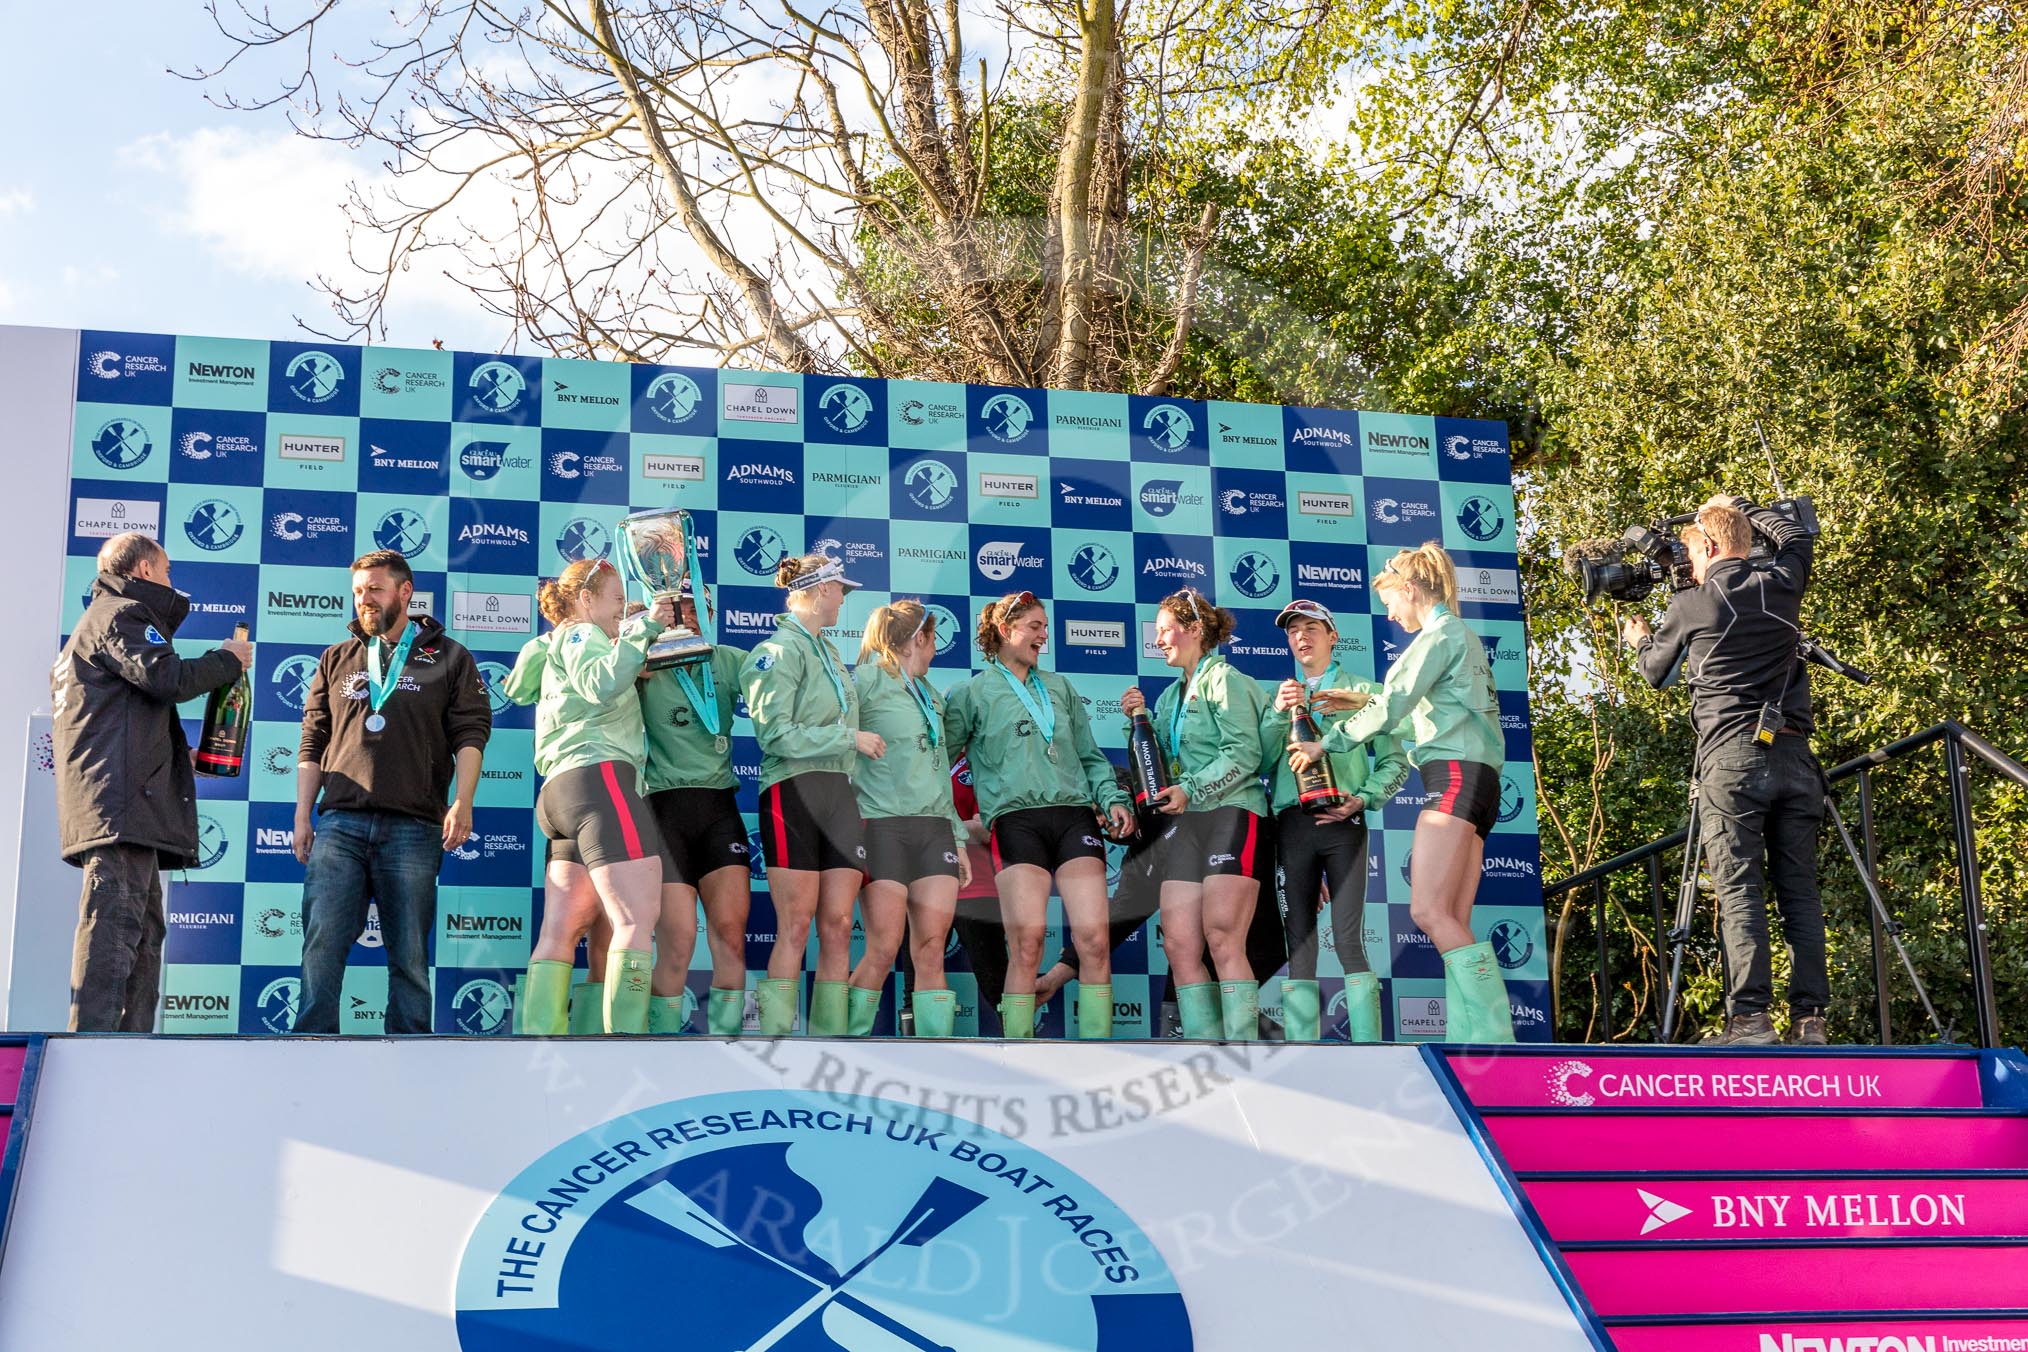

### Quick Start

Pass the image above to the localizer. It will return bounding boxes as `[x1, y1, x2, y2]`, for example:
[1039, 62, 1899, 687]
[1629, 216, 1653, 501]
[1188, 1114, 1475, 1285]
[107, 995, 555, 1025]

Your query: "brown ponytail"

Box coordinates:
[1158, 588, 1236, 648]
[976, 591, 1043, 658]
[537, 558, 617, 626]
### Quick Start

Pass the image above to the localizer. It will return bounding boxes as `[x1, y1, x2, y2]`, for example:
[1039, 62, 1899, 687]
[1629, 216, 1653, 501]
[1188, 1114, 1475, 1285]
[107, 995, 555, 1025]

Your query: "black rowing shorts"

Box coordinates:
[990, 805, 1107, 872]
[864, 815, 962, 885]
[1418, 759, 1501, 840]
[649, 785, 752, 887]
[537, 761, 667, 870]
[758, 772, 866, 873]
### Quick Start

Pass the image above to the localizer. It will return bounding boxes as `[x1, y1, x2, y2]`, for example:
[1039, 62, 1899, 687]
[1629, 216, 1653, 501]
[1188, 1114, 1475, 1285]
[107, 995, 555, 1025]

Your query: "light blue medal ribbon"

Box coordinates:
[903, 674, 940, 750]
[673, 532, 728, 752]
[993, 660, 1058, 762]
[363, 622, 419, 734]
[786, 615, 848, 721]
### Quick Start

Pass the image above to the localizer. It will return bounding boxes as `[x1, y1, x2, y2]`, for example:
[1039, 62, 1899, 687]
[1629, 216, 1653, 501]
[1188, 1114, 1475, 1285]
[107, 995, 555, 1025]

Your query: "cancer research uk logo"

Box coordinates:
[453, 1091, 1191, 1352]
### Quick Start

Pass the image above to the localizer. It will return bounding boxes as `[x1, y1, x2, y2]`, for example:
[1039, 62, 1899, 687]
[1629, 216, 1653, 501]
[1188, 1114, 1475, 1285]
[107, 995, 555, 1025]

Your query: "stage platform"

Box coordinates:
[0, 1038, 2023, 1351]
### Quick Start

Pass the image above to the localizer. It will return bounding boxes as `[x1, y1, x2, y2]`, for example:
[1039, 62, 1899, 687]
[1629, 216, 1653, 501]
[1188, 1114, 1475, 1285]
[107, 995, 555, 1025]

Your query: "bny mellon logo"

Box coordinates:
[1638, 1189, 1691, 1235]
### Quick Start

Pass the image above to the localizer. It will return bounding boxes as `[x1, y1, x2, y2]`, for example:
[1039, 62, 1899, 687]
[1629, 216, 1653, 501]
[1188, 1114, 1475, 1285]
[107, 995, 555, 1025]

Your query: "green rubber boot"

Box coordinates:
[1445, 941, 1516, 1043]
[648, 994, 689, 1034]
[999, 993, 1036, 1038]
[603, 949, 653, 1035]
[912, 989, 955, 1038]
[809, 980, 850, 1037]
[568, 981, 603, 1035]
[846, 984, 883, 1037]
[1220, 980, 1260, 1042]
[1077, 983, 1113, 1040]
[757, 977, 800, 1036]
[523, 960, 572, 1037]
[511, 973, 527, 1035]
[706, 986, 744, 1036]
[1176, 982, 1220, 1039]
[1344, 971, 1384, 1043]
[1281, 979, 1321, 1042]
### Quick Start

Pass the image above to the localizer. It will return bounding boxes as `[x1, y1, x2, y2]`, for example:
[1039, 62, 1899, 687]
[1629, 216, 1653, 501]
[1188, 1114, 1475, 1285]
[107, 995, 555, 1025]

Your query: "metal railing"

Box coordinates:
[1543, 722, 2028, 1047]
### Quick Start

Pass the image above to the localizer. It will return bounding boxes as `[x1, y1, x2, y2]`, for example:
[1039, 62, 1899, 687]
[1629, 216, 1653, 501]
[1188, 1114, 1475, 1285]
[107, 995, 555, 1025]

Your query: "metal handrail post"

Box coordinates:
[1945, 731, 2000, 1048]
[1859, 769, 1892, 1046]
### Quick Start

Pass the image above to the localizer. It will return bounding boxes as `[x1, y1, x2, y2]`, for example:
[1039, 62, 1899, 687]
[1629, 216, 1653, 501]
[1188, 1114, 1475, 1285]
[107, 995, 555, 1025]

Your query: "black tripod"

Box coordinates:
[1657, 778, 1946, 1041]
[1657, 637, 1946, 1042]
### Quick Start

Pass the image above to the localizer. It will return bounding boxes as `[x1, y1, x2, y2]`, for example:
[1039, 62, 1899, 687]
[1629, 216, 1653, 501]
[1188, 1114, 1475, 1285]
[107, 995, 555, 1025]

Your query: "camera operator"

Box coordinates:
[1620, 495, 1829, 1046]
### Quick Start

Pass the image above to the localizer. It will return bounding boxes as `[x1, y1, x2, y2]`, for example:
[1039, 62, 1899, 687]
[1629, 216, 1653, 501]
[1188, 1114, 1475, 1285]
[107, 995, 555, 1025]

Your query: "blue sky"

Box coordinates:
[0, 4, 512, 352]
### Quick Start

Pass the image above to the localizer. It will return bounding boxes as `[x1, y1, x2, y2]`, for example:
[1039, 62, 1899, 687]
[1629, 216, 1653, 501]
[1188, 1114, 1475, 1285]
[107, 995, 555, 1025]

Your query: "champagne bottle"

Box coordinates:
[1127, 709, 1170, 809]
[1290, 698, 1347, 813]
[195, 623, 252, 778]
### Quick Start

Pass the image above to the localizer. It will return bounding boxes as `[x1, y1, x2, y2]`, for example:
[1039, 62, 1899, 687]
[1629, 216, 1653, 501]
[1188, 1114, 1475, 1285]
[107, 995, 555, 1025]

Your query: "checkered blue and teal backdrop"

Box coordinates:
[61, 329, 1548, 1040]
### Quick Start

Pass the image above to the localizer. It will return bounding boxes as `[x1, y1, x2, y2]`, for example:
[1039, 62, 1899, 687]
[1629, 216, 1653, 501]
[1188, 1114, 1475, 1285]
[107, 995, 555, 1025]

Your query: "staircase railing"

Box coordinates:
[1542, 721, 2028, 1047]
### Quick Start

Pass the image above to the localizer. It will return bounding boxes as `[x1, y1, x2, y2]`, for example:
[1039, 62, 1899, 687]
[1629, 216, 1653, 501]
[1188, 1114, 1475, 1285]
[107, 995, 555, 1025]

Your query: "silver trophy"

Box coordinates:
[615, 508, 714, 671]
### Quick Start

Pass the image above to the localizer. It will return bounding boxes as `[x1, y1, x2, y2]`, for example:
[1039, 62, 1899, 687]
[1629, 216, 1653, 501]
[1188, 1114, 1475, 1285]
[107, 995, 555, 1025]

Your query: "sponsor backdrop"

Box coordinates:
[0, 1038, 1598, 1349]
[56, 328, 1545, 1038]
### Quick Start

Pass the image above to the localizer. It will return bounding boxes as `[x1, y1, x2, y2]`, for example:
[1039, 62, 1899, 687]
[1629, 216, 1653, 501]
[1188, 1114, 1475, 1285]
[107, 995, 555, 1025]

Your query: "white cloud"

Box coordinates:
[0, 188, 32, 217]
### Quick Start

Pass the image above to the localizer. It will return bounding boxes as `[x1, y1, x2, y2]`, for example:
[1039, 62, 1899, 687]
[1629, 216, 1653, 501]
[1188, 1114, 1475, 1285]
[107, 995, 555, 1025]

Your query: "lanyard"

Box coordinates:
[1301, 661, 1343, 697]
[785, 615, 847, 721]
[992, 660, 1055, 744]
[674, 661, 721, 737]
[1169, 656, 1214, 755]
[903, 673, 940, 748]
[364, 623, 419, 714]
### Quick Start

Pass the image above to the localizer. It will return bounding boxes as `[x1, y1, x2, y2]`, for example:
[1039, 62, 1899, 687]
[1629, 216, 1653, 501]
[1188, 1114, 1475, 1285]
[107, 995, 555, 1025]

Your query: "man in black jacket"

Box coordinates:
[1623, 496, 1829, 1046]
[51, 532, 252, 1032]
[293, 549, 491, 1034]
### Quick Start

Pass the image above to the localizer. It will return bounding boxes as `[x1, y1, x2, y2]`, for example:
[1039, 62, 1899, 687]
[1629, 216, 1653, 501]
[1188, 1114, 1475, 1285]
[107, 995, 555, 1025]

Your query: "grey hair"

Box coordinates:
[97, 532, 164, 579]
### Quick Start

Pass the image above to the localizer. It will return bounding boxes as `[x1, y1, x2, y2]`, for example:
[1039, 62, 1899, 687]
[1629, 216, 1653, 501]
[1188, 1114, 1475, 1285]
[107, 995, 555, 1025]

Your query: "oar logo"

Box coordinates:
[455, 1090, 1192, 1351]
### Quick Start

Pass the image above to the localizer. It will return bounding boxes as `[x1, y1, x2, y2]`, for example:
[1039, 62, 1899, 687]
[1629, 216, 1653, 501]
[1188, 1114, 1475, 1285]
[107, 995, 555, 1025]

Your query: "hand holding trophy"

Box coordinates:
[615, 507, 714, 671]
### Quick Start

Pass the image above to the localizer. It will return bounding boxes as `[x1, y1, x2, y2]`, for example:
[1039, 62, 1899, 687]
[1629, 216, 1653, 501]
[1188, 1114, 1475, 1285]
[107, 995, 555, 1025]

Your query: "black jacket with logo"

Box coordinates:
[298, 612, 492, 822]
[1635, 505, 1815, 752]
[51, 574, 244, 868]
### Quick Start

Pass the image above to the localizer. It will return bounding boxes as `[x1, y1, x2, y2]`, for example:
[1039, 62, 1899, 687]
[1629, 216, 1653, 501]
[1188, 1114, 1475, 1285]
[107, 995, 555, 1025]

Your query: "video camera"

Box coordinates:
[1564, 495, 1819, 605]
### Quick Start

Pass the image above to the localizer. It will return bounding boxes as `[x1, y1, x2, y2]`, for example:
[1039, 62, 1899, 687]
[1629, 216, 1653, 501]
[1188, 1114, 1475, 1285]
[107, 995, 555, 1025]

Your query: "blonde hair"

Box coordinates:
[858, 599, 933, 675]
[536, 558, 619, 625]
[1683, 504, 1753, 557]
[976, 592, 1044, 658]
[1157, 588, 1236, 648]
[775, 552, 829, 590]
[1375, 542, 1459, 610]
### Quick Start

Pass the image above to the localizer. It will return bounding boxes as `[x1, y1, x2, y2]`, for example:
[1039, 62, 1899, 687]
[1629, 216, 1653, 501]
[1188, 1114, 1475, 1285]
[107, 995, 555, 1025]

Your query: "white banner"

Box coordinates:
[0, 1039, 1592, 1350]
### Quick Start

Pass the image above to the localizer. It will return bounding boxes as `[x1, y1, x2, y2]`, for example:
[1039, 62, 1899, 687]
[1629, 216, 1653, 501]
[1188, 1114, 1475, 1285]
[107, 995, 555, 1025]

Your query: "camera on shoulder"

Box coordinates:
[1563, 495, 1818, 605]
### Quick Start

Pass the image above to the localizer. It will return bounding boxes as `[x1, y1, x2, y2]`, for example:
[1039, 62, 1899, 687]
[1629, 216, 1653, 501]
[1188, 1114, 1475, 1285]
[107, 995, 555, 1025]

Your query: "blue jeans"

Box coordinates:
[296, 810, 442, 1034]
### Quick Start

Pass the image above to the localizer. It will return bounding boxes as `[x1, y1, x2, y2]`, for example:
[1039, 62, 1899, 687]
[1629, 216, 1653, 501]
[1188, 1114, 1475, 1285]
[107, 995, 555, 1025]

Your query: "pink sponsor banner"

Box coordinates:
[0, 1044, 23, 1103]
[1489, 1113, 2028, 1173]
[1446, 1053, 1984, 1110]
[1611, 1316, 2028, 1352]
[1526, 1176, 2028, 1242]
[1567, 1245, 2028, 1316]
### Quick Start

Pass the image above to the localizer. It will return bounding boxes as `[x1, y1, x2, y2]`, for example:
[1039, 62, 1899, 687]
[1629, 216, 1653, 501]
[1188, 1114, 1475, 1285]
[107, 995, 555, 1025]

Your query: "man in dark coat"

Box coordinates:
[50, 532, 251, 1032]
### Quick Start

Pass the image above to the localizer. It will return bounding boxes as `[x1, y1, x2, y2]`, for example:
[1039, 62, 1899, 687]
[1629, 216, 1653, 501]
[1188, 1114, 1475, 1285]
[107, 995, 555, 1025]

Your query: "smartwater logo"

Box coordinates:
[976, 541, 1043, 582]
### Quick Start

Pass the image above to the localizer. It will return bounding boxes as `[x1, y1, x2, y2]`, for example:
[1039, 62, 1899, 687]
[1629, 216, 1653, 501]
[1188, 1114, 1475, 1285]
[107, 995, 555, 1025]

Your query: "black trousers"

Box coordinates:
[1278, 807, 1370, 980]
[70, 843, 165, 1032]
[1698, 733, 1831, 1017]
